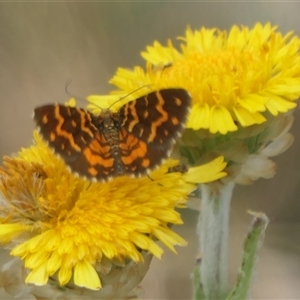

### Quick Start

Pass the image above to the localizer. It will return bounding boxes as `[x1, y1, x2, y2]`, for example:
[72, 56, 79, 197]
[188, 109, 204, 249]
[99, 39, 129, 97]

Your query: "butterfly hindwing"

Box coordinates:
[118, 128, 167, 176]
[69, 131, 120, 181]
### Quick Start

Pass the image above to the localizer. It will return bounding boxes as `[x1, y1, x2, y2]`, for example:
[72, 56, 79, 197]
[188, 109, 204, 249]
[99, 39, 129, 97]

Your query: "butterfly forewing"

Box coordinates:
[33, 88, 191, 181]
[120, 89, 191, 147]
[34, 105, 96, 158]
[118, 89, 191, 175]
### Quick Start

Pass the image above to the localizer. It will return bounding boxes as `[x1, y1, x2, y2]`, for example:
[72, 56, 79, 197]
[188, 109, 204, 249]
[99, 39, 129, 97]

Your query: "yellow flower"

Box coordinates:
[0, 132, 226, 290]
[110, 23, 300, 135]
[103, 23, 300, 185]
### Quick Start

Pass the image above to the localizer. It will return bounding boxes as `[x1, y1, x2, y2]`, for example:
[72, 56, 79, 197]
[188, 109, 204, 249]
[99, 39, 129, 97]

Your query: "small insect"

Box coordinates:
[168, 164, 189, 174]
[33, 89, 191, 181]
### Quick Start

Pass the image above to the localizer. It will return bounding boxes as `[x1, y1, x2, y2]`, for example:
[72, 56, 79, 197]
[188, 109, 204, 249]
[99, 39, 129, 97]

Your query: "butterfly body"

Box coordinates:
[34, 89, 191, 181]
[92, 110, 126, 177]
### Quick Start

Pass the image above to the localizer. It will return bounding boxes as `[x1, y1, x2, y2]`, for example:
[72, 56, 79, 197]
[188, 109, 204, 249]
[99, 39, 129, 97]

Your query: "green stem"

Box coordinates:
[196, 182, 234, 300]
[227, 211, 269, 300]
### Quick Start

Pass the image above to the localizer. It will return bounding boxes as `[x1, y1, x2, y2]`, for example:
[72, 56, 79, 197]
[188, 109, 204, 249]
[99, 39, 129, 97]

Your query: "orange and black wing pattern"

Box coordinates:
[34, 105, 118, 181]
[118, 89, 191, 175]
[33, 88, 191, 181]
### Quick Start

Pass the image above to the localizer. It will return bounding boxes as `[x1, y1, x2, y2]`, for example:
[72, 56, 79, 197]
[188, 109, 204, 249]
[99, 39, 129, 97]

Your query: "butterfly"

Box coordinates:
[33, 88, 191, 181]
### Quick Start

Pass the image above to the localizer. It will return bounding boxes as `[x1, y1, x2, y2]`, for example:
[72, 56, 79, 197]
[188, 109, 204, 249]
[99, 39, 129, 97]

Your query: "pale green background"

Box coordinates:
[0, 2, 300, 299]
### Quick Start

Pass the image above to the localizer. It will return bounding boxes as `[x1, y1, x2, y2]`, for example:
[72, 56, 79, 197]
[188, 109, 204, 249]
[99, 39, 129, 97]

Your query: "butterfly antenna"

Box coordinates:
[64, 80, 92, 107]
[65, 81, 154, 111]
[107, 84, 154, 110]
[65, 79, 76, 98]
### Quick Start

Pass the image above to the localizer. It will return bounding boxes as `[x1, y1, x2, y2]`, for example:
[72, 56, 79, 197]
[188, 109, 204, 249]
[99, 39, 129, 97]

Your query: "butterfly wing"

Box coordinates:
[118, 89, 191, 173]
[68, 131, 120, 181]
[120, 89, 191, 146]
[34, 104, 97, 158]
[33, 104, 118, 181]
[33, 88, 191, 180]
[118, 127, 167, 176]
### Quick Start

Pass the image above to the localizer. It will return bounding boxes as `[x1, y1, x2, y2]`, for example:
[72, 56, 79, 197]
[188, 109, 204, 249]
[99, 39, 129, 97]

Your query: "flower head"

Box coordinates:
[0, 131, 226, 291]
[110, 23, 300, 135]
[106, 23, 300, 184]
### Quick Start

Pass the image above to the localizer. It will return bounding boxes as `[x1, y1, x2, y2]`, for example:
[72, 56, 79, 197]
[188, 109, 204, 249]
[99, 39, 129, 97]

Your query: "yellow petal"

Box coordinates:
[210, 106, 238, 134]
[153, 227, 187, 253]
[233, 106, 266, 126]
[188, 103, 210, 130]
[74, 260, 102, 290]
[58, 262, 73, 286]
[25, 261, 48, 286]
[185, 157, 227, 183]
[0, 224, 29, 243]
[264, 93, 297, 115]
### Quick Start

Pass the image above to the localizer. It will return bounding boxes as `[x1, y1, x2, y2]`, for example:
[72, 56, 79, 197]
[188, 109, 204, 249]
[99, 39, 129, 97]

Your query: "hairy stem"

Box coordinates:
[196, 182, 234, 299]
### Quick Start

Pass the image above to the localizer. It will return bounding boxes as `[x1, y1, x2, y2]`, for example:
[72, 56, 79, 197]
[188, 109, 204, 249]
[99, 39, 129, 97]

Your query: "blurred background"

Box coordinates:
[0, 2, 300, 299]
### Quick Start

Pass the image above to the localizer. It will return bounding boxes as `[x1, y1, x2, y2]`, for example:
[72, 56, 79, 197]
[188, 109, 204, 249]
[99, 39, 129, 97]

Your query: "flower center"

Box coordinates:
[163, 49, 263, 108]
